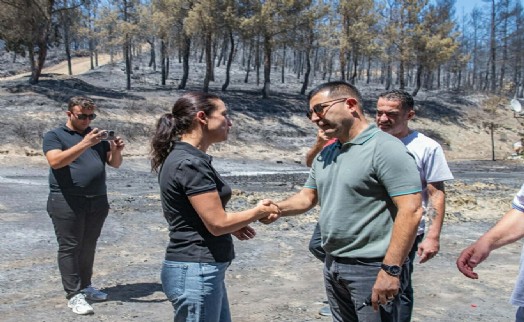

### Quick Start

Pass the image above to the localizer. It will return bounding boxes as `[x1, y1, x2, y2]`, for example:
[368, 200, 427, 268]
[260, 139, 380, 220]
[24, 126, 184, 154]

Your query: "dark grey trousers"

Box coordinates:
[47, 192, 109, 299]
[399, 234, 424, 322]
[324, 256, 409, 322]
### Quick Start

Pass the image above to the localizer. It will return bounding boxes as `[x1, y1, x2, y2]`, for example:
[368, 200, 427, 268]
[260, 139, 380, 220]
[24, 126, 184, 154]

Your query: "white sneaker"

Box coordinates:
[82, 285, 108, 301]
[67, 293, 94, 315]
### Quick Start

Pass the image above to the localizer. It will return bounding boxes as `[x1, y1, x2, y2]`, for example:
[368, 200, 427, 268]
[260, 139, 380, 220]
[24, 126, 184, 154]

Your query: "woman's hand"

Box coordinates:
[257, 199, 281, 224]
[232, 225, 256, 240]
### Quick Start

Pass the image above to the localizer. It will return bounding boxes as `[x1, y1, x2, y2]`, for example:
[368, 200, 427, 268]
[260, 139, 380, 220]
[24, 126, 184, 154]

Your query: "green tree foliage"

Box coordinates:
[56, 0, 83, 75]
[296, 3, 329, 94]
[338, 0, 378, 84]
[184, 0, 223, 92]
[411, 0, 460, 96]
[0, 0, 56, 84]
[241, 0, 313, 98]
[3, 0, 524, 96]
[152, 0, 192, 87]
[96, 6, 120, 63]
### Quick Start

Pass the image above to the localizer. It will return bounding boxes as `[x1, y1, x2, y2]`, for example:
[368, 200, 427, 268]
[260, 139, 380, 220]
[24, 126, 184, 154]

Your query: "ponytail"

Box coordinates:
[151, 92, 221, 172]
[150, 113, 177, 172]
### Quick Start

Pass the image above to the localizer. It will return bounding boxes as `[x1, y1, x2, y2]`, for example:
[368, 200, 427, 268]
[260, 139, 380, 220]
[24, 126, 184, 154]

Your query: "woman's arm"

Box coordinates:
[188, 191, 280, 236]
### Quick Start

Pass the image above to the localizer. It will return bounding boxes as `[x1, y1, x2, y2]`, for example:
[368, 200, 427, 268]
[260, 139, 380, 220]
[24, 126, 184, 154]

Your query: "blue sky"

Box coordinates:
[455, 0, 524, 16]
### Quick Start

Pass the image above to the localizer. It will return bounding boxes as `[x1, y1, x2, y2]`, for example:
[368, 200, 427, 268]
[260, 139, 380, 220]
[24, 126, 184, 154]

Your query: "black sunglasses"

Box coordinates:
[306, 97, 348, 119]
[73, 113, 96, 120]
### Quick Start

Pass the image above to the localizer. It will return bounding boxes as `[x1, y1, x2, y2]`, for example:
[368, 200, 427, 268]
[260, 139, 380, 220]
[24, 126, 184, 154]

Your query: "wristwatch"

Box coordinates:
[381, 263, 402, 277]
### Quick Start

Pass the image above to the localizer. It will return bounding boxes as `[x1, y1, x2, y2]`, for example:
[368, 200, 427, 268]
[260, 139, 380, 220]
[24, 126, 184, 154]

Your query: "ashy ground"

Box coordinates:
[1, 52, 524, 321]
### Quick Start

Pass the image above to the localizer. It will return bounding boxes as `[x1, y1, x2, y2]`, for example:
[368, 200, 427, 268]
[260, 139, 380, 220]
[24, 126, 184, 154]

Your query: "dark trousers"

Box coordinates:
[310, 222, 411, 321]
[47, 192, 109, 299]
[324, 256, 408, 322]
[399, 234, 424, 322]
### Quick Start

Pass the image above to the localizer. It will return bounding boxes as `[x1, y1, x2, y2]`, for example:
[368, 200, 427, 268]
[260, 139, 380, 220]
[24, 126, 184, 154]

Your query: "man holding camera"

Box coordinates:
[43, 96, 125, 315]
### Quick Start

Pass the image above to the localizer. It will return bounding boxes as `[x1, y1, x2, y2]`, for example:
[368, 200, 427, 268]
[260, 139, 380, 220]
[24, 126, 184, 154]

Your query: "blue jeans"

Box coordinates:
[161, 260, 231, 322]
[324, 256, 408, 322]
[516, 306, 524, 321]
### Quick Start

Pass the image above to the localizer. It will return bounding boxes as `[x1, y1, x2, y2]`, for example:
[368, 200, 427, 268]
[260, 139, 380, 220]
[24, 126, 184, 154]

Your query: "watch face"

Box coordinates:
[382, 264, 402, 276]
[390, 266, 401, 275]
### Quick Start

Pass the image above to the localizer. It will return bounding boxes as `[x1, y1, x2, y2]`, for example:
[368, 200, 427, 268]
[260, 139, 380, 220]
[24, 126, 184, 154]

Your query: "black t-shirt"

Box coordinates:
[42, 124, 110, 196]
[158, 142, 234, 263]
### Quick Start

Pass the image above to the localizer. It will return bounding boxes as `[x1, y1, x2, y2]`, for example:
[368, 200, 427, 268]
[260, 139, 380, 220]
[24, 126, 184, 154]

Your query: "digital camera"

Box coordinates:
[100, 130, 116, 141]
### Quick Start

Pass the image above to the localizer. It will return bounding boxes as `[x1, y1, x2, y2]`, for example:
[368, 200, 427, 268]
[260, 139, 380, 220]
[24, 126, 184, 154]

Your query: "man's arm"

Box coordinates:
[107, 137, 125, 168]
[45, 129, 100, 169]
[417, 181, 446, 263]
[277, 188, 318, 216]
[384, 193, 423, 265]
[457, 208, 524, 279]
[259, 188, 318, 224]
[372, 192, 423, 309]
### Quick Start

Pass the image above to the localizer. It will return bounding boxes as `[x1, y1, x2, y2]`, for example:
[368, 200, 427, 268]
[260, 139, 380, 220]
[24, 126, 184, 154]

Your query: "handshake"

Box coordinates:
[231, 199, 281, 241]
[257, 199, 281, 225]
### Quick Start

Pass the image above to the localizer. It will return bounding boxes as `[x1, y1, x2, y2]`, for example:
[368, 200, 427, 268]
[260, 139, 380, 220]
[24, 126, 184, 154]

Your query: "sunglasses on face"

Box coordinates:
[72, 113, 96, 120]
[306, 97, 348, 119]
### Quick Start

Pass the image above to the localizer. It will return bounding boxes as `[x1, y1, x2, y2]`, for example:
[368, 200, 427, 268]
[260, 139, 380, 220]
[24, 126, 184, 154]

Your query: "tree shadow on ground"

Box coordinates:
[4, 74, 144, 105]
[416, 100, 465, 125]
[102, 282, 166, 303]
[220, 89, 312, 140]
[221, 89, 306, 115]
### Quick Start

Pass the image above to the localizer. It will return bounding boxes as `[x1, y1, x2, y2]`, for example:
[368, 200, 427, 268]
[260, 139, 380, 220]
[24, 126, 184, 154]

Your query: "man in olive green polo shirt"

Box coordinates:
[263, 81, 422, 322]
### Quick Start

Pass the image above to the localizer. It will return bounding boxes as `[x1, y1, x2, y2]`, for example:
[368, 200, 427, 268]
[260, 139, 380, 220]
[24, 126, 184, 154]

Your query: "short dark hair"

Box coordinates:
[378, 90, 414, 111]
[68, 96, 96, 111]
[308, 81, 363, 107]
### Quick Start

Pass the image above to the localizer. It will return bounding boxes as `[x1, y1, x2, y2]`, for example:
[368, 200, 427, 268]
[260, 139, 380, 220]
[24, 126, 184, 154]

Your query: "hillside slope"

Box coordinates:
[0, 55, 523, 164]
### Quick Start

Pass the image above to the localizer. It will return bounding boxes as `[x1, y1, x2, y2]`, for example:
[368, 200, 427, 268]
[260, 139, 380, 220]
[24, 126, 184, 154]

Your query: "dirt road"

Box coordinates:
[0, 54, 116, 81]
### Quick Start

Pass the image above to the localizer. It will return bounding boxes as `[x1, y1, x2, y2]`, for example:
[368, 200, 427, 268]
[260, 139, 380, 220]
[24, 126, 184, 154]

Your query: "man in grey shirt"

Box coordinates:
[264, 81, 422, 322]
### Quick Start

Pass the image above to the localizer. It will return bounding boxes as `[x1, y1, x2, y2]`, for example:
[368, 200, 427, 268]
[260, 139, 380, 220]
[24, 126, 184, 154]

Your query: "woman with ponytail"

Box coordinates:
[151, 92, 280, 322]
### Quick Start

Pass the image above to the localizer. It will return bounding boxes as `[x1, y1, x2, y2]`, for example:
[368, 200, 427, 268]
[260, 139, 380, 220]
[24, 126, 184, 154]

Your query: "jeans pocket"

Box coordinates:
[161, 261, 188, 300]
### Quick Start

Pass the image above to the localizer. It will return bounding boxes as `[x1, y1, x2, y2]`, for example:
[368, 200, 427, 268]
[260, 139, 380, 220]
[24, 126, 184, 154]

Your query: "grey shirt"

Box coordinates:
[305, 124, 422, 259]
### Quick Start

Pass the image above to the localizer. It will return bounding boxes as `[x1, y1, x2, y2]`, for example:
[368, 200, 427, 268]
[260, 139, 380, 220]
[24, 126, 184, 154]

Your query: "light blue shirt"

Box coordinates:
[511, 184, 524, 306]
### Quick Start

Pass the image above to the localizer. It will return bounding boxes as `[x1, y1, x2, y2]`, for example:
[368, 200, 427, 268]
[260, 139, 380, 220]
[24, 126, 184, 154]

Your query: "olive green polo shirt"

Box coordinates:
[305, 124, 422, 259]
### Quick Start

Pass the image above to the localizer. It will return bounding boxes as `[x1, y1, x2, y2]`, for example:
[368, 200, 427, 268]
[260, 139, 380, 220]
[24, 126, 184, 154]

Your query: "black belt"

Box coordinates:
[328, 255, 383, 265]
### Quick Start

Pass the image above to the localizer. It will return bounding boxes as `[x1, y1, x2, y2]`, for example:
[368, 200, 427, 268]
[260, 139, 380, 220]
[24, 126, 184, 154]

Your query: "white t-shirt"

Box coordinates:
[401, 131, 454, 235]
[511, 184, 524, 306]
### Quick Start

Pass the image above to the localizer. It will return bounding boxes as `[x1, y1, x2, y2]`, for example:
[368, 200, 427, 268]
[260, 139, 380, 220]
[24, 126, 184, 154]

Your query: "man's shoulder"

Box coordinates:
[44, 125, 60, 134]
[43, 125, 65, 142]
[374, 130, 407, 149]
[44, 124, 70, 136]
[404, 131, 443, 149]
